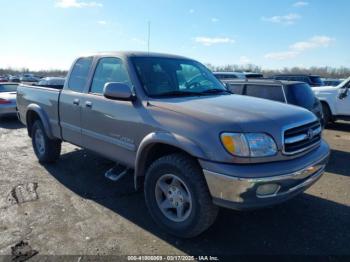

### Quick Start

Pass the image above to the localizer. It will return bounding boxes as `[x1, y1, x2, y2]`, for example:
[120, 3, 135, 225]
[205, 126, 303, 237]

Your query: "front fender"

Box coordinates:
[134, 131, 207, 189]
[26, 104, 54, 139]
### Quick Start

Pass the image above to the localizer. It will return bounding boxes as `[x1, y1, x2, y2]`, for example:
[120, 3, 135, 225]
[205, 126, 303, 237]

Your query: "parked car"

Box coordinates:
[312, 77, 350, 125]
[224, 79, 324, 125]
[323, 78, 342, 87]
[273, 74, 325, 87]
[0, 76, 8, 82]
[213, 72, 246, 80]
[20, 74, 40, 83]
[34, 77, 66, 89]
[9, 76, 21, 83]
[17, 52, 330, 238]
[0, 83, 18, 118]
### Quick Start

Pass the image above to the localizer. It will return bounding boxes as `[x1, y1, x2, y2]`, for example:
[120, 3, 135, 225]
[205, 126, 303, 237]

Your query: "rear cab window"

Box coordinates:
[244, 84, 285, 103]
[68, 57, 93, 92]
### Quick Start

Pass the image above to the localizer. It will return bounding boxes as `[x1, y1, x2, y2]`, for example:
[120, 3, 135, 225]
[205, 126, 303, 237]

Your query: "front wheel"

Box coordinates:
[321, 102, 332, 127]
[144, 153, 218, 238]
[31, 120, 61, 163]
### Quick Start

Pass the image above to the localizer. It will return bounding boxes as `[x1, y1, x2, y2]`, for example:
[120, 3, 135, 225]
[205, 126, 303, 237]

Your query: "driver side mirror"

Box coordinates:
[338, 88, 349, 100]
[103, 82, 135, 101]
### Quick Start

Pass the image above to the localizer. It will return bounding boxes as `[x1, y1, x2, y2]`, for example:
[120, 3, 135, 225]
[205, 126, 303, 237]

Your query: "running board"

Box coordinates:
[104, 164, 130, 182]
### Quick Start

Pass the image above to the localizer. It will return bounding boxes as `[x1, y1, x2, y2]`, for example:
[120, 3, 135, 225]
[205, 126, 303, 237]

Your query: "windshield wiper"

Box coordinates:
[151, 90, 204, 97]
[199, 88, 231, 94]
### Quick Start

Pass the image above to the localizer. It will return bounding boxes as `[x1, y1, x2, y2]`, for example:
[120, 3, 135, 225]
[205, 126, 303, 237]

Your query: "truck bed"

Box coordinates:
[17, 84, 62, 139]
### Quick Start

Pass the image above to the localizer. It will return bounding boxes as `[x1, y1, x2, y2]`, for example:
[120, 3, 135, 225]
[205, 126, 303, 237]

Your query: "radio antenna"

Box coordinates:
[147, 21, 151, 54]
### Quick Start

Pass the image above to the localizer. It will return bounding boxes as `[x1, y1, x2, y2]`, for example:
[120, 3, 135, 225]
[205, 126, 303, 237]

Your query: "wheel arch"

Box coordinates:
[26, 104, 54, 139]
[319, 98, 335, 116]
[134, 132, 207, 190]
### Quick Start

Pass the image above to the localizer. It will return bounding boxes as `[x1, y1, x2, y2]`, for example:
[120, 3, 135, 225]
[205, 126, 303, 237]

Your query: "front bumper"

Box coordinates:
[201, 140, 330, 210]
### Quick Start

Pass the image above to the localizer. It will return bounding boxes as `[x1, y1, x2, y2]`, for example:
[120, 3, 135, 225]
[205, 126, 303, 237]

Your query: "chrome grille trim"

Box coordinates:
[283, 121, 322, 155]
[285, 126, 322, 144]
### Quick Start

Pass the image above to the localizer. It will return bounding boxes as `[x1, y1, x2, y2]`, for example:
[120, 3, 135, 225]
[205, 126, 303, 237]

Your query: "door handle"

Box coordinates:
[85, 101, 93, 108]
[73, 99, 80, 105]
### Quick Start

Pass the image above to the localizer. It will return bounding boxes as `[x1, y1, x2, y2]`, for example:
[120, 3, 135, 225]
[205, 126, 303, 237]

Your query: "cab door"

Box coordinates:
[59, 57, 93, 146]
[80, 57, 140, 166]
[336, 81, 350, 115]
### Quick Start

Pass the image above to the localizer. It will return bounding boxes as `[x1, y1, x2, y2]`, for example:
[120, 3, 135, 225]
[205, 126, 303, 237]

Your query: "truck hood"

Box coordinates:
[150, 94, 316, 133]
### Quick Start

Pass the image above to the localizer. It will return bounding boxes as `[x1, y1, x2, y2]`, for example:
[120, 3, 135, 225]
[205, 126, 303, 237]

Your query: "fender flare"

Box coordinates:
[319, 99, 334, 116]
[26, 104, 54, 139]
[134, 131, 207, 190]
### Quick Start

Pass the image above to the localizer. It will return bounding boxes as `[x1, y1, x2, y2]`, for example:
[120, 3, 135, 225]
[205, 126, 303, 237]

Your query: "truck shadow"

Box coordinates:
[326, 122, 350, 132]
[326, 149, 350, 177]
[43, 149, 350, 255]
[0, 116, 24, 130]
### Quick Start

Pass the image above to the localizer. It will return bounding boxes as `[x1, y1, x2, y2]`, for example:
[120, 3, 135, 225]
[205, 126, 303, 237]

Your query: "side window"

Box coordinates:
[227, 83, 244, 94]
[305, 77, 312, 83]
[298, 76, 308, 82]
[245, 85, 285, 102]
[90, 57, 131, 94]
[68, 57, 93, 92]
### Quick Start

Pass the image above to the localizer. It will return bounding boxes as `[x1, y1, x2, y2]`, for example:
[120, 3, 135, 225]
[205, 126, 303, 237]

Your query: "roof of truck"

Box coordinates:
[81, 51, 192, 60]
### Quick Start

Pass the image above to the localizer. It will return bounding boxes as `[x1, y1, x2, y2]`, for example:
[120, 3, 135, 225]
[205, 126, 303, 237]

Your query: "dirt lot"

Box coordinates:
[0, 117, 349, 257]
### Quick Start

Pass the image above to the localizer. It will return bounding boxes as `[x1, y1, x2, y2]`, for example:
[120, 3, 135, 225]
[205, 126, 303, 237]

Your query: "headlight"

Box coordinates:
[221, 133, 277, 157]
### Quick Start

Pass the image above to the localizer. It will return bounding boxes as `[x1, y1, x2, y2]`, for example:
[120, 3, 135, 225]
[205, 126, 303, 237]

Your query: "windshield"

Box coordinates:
[0, 84, 17, 92]
[310, 76, 324, 86]
[285, 83, 316, 110]
[132, 57, 227, 97]
[338, 77, 350, 88]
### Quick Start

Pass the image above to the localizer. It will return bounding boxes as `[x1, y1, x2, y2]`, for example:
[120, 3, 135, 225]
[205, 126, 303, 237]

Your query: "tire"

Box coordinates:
[144, 153, 218, 238]
[31, 120, 61, 163]
[321, 102, 332, 127]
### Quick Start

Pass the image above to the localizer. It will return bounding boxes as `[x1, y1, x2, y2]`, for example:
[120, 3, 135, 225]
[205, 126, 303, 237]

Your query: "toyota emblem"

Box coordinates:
[307, 129, 314, 140]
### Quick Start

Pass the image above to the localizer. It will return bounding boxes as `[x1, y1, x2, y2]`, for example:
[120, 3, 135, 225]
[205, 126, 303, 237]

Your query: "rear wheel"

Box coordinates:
[144, 153, 218, 238]
[31, 120, 61, 163]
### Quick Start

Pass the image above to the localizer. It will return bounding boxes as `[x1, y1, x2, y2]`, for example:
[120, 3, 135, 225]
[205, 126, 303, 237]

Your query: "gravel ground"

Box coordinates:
[0, 117, 349, 257]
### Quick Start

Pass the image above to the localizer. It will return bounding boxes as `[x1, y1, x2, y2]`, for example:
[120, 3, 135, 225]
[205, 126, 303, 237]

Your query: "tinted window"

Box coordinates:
[0, 84, 17, 92]
[245, 74, 263, 79]
[226, 83, 244, 94]
[132, 57, 225, 97]
[90, 58, 130, 94]
[309, 76, 324, 86]
[284, 83, 315, 110]
[275, 76, 287, 81]
[245, 85, 285, 102]
[68, 57, 93, 92]
[302, 76, 311, 83]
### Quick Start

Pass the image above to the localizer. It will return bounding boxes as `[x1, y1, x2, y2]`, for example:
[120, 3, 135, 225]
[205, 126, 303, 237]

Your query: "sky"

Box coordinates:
[0, 0, 349, 70]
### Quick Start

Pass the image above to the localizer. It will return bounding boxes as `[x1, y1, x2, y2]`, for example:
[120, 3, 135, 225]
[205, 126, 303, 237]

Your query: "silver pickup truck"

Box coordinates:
[17, 52, 330, 238]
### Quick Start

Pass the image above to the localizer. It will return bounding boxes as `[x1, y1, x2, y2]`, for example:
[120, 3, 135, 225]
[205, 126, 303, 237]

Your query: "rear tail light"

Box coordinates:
[0, 98, 11, 104]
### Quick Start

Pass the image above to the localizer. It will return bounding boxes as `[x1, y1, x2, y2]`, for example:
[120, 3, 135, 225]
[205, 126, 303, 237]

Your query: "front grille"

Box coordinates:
[283, 121, 322, 155]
